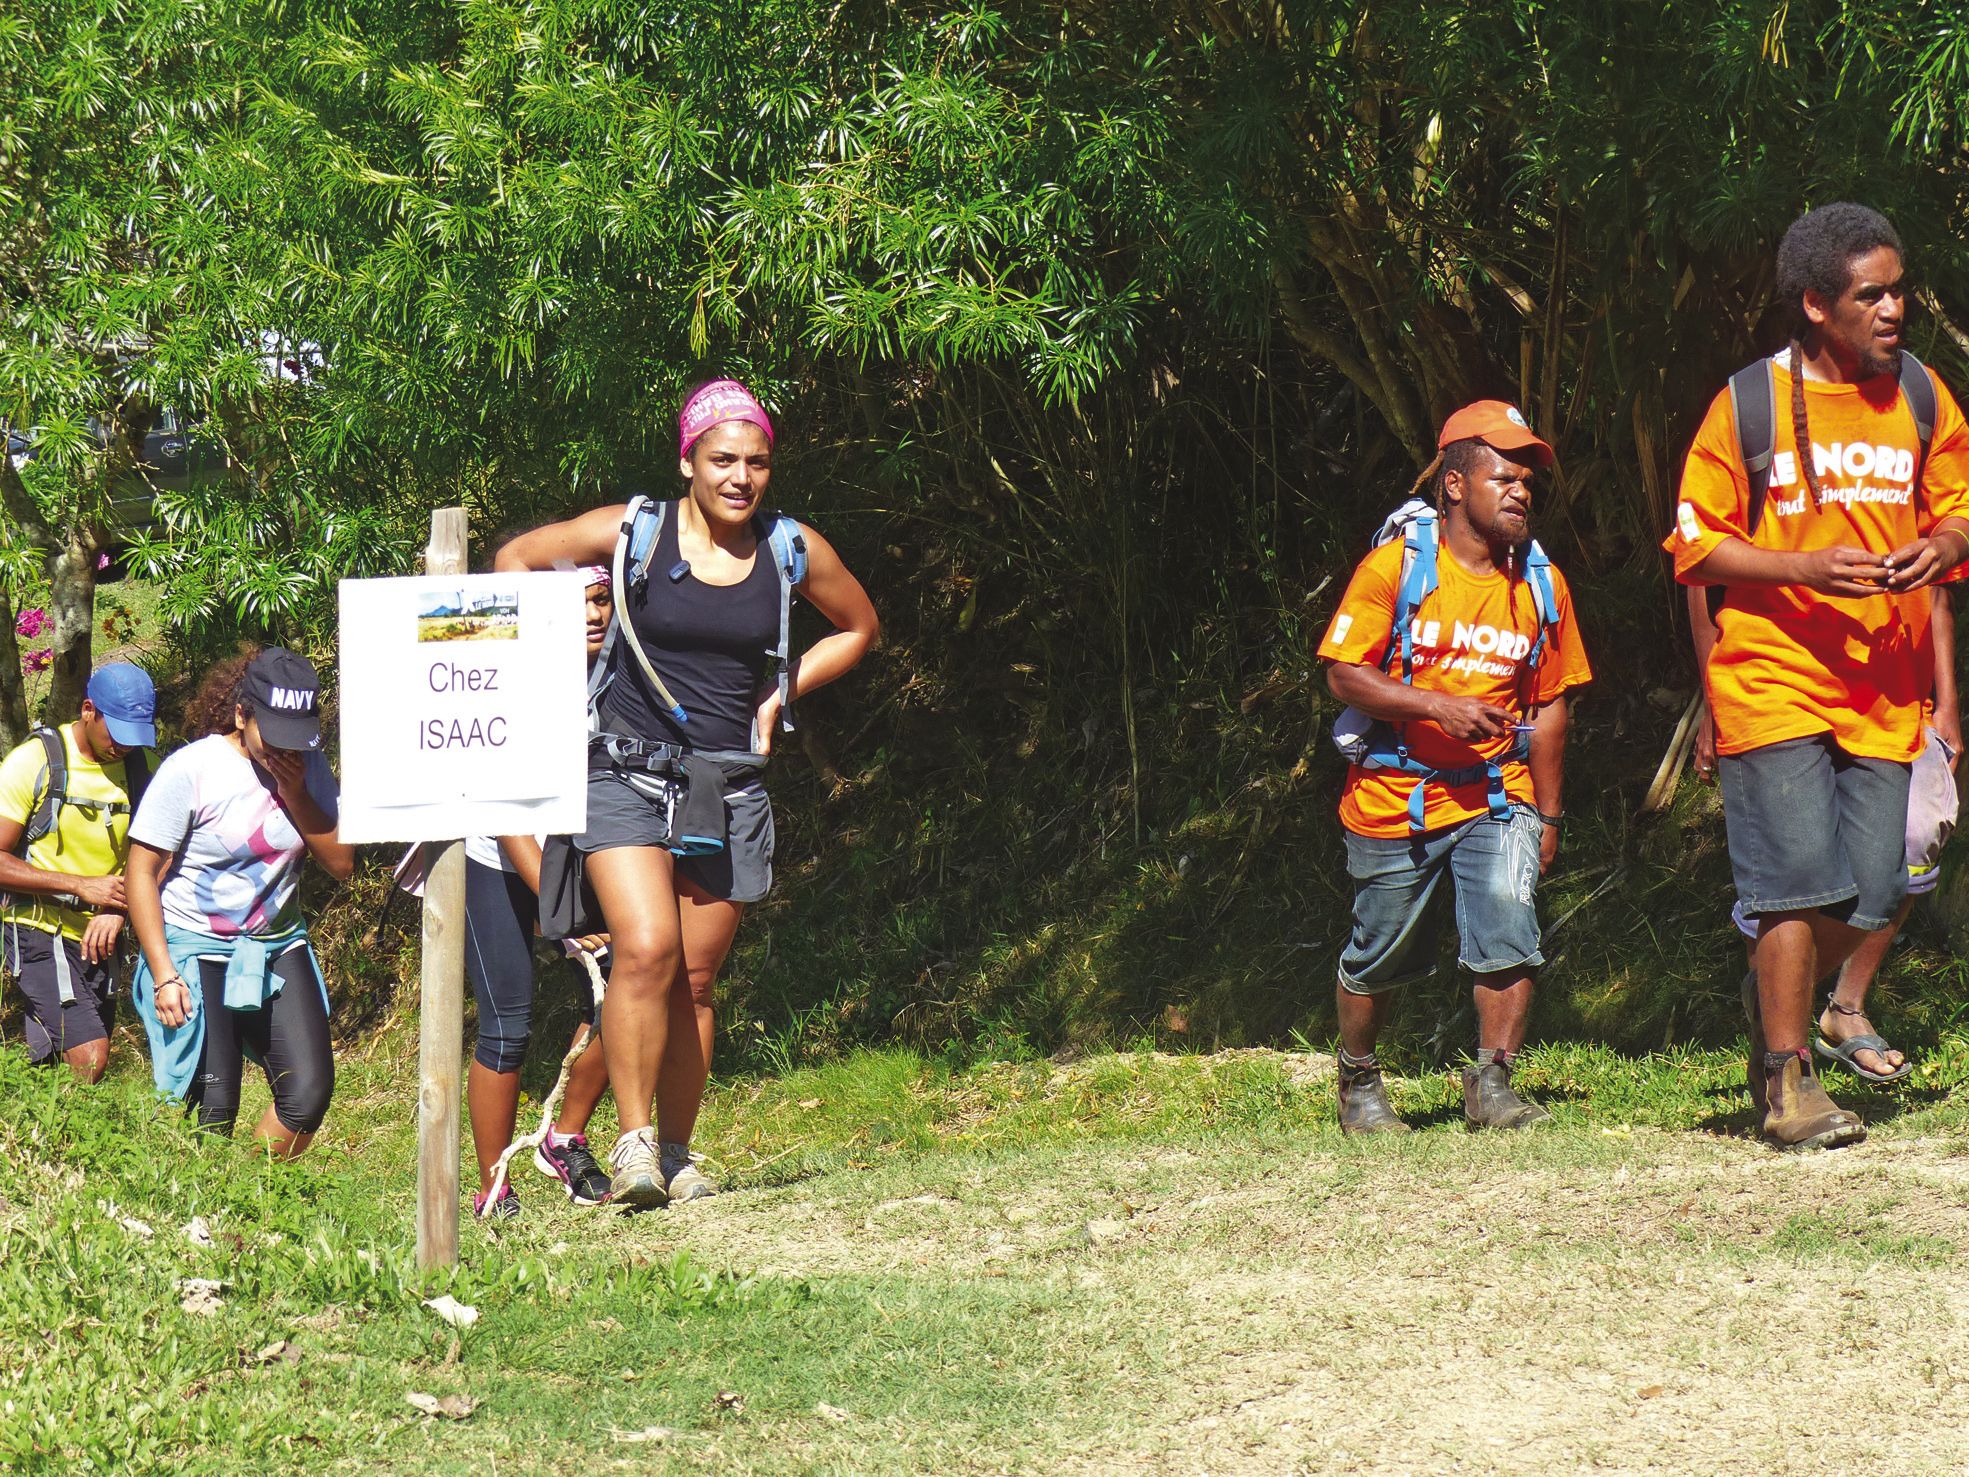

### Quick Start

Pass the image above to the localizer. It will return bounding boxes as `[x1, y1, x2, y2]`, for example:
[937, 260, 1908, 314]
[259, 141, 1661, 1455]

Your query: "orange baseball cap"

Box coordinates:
[1437, 400, 1554, 468]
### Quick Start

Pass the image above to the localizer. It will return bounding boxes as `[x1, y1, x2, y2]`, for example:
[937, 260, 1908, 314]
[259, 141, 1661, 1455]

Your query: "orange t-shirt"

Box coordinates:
[1318, 539, 1593, 837]
[1665, 354, 1969, 761]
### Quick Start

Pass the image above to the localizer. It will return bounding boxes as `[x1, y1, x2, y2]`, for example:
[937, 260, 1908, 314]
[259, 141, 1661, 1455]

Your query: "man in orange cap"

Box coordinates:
[1318, 401, 1592, 1133]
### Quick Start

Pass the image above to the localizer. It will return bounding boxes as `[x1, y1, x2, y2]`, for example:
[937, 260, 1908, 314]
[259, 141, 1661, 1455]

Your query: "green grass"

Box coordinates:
[7, 1019, 1969, 1474]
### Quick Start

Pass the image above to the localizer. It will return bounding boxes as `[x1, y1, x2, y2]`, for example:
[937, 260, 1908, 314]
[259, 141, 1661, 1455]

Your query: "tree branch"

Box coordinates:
[0, 453, 53, 549]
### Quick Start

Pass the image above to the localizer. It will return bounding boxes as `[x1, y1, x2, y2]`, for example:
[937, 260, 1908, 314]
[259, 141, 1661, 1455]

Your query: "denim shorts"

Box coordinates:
[1338, 803, 1545, 994]
[1718, 734, 1910, 933]
[1729, 727, 1950, 936]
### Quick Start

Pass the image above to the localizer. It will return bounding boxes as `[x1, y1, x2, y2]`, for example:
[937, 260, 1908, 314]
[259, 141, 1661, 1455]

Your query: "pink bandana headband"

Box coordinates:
[580, 564, 610, 590]
[678, 379, 774, 459]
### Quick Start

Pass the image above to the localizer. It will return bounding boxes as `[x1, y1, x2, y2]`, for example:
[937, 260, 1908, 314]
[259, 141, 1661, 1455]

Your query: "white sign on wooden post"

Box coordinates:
[339, 513, 590, 1270]
[336, 570, 591, 844]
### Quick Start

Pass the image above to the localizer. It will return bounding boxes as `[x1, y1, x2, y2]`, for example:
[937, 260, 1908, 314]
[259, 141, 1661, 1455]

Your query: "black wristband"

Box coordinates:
[1537, 810, 1564, 828]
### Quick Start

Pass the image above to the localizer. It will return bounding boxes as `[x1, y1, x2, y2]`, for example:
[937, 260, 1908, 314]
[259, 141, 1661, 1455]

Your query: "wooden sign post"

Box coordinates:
[416, 507, 468, 1270]
[335, 506, 587, 1266]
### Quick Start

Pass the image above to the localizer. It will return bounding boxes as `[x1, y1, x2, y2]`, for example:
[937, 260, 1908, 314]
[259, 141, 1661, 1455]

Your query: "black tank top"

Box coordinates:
[596, 503, 781, 751]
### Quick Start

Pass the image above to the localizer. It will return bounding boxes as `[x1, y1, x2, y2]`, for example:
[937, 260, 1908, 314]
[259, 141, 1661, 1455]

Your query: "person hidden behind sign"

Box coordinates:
[494, 378, 879, 1207]
[464, 568, 617, 1217]
[126, 647, 355, 1159]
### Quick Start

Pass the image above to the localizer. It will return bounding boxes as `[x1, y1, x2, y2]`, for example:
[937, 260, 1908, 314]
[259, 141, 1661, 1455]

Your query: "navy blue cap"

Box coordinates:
[241, 647, 322, 751]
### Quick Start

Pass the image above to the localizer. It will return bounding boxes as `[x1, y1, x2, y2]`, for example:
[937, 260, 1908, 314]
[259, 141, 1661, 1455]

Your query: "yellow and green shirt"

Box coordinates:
[0, 724, 135, 941]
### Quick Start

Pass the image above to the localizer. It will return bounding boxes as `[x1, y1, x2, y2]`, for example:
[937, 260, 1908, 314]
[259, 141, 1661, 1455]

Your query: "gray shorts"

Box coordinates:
[1718, 734, 1910, 933]
[574, 770, 774, 903]
[4, 922, 117, 1062]
[1730, 726, 1952, 936]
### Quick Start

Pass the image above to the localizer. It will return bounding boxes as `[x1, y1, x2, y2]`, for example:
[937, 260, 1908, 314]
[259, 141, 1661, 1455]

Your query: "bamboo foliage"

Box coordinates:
[4, 0, 1969, 728]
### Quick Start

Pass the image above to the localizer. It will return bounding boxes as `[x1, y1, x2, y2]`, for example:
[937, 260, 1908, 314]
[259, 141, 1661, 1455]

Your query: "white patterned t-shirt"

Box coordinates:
[128, 734, 340, 937]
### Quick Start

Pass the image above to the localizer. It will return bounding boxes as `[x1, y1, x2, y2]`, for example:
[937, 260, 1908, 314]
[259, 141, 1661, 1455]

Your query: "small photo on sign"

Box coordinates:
[417, 588, 520, 643]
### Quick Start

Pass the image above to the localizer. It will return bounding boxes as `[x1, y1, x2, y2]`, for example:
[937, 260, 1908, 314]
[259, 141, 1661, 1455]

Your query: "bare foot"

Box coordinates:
[1818, 1001, 1906, 1077]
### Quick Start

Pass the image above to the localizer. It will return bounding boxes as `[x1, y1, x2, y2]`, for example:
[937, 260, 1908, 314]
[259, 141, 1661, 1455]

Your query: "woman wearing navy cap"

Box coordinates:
[126, 647, 353, 1158]
[496, 380, 878, 1206]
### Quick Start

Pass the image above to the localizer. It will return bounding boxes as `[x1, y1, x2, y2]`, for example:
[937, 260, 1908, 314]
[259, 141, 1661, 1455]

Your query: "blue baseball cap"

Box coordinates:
[87, 662, 158, 749]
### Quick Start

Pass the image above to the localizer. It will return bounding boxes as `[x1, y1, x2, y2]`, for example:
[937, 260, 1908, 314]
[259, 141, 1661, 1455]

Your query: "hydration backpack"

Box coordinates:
[1330, 498, 1560, 834]
[588, 495, 808, 750]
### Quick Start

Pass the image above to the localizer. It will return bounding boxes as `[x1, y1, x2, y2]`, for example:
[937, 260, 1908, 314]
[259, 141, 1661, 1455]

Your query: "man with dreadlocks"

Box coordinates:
[1667, 201, 1969, 1150]
[1319, 402, 1592, 1134]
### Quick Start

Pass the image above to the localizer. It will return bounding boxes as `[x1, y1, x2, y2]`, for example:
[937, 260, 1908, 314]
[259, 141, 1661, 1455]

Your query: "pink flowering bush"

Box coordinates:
[14, 608, 48, 639]
[22, 649, 52, 673]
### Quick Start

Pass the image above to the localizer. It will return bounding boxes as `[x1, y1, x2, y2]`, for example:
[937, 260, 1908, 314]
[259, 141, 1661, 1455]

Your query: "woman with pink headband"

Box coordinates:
[462, 566, 618, 1216]
[496, 379, 878, 1207]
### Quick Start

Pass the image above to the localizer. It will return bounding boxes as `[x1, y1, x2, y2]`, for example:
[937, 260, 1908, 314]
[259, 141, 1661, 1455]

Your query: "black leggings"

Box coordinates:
[464, 858, 596, 1074]
[186, 948, 334, 1136]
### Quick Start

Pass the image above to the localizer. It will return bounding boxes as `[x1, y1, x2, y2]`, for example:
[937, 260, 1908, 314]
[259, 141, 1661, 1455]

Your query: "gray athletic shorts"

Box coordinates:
[573, 770, 774, 904]
[4, 922, 117, 1062]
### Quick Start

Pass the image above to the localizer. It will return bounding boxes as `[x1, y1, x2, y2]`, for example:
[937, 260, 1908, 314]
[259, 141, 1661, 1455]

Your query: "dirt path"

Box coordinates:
[649, 1122, 1969, 1475]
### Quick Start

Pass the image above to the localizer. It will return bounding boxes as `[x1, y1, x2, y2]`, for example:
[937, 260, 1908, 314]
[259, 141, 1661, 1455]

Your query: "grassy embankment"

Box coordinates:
[7, 1020, 1969, 1475]
[7, 581, 1967, 1473]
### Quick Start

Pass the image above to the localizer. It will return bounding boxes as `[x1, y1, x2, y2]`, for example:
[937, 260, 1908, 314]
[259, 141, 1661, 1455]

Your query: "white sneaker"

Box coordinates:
[607, 1127, 668, 1208]
[662, 1142, 719, 1203]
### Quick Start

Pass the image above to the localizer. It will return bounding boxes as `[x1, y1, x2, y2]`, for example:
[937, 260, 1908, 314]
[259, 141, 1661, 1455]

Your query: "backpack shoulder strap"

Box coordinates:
[1388, 509, 1439, 684]
[20, 726, 66, 850]
[594, 495, 689, 726]
[760, 513, 808, 735]
[122, 746, 151, 817]
[1727, 357, 1777, 537]
[1900, 351, 1937, 490]
[624, 495, 667, 592]
[1520, 540, 1560, 672]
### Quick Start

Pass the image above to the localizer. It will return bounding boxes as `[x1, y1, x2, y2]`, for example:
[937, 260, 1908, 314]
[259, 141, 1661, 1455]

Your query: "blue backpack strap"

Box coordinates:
[1363, 730, 1528, 836]
[1521, 539, 1558, 671]
[587, 497, 656, 716]
[624, 495, 665, 592]
[761, 513, 807, 735]
[1390, 509, 1439, 682]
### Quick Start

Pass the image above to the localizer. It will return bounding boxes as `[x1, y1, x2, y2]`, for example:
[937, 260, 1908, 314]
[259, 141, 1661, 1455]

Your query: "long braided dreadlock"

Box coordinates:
[1774, 202, 1905, 510]
[1787, 337, 1823, 509]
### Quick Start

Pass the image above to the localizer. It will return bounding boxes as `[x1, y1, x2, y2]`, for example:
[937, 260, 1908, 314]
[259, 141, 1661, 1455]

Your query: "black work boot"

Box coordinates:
[1337, 1050, 1409, 1136]
[1462, 1048, 1551, 1130]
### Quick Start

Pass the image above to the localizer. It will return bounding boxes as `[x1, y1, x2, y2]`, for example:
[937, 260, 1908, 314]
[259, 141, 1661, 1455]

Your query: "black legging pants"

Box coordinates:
[185, 948, 334, 1136]
[464, 857, 596, 1074]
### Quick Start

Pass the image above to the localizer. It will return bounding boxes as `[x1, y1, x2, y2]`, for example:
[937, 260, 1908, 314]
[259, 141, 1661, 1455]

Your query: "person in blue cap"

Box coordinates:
[0, 662, 158, 1081]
